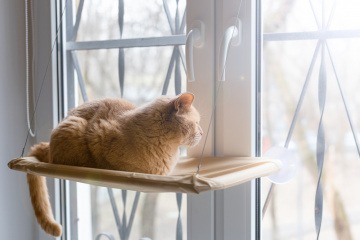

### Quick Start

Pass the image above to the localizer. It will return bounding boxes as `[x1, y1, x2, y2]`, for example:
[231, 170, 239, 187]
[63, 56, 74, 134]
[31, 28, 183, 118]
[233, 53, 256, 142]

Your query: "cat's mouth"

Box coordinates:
[187, 134, 202, 147]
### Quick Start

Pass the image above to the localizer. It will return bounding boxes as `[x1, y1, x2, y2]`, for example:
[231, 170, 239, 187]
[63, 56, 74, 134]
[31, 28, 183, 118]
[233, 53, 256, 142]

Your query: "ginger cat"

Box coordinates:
[27, 93, 202, 237]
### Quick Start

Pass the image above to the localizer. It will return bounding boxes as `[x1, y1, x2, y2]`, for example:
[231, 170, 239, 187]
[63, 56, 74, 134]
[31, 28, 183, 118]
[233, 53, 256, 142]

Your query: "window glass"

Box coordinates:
[63, 1, 187, 239]
[73, 0, 186, 41]
[262, 0, 360, 239]
[74, 46, 185, 102]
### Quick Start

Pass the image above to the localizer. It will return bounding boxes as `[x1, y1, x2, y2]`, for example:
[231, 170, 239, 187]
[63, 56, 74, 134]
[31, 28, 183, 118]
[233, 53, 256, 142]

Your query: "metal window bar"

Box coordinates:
[262, 0, 360, 239]
[118, 0, 125, 97]
[71, 51, 88, 102]
[103, 2, 139, 239]
[263, 29, 360, 41]
[161, 1, 185, 239]
[67, 36, 186, 51]
[314, 41, 326, 240]
[105, 189, 141, 240]
[71, 0, 84, 41]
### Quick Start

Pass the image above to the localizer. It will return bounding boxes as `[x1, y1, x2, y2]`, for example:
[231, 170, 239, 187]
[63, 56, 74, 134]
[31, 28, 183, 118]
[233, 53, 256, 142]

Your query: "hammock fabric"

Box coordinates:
[8, 156, 280, 193]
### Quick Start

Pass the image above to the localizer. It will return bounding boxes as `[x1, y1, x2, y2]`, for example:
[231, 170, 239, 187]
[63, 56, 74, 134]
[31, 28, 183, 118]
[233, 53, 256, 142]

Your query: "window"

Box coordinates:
[261, 0, 360, 239]
[36, 0, 360, 239]
[28, 0, 326, 239]
[55, 0, 258, 239]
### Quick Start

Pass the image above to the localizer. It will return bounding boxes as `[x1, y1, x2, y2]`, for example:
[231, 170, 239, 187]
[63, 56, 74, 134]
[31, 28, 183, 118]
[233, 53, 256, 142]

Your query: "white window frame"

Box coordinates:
[30, 0, 62, 239]
[187, 0, 259, 239]
[33, 0, 261, 239]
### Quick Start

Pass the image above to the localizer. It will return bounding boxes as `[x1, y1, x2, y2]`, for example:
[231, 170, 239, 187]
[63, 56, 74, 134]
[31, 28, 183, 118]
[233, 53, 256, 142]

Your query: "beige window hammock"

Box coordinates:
[8, 0, 281, 194]
[8, 156, 280, 193]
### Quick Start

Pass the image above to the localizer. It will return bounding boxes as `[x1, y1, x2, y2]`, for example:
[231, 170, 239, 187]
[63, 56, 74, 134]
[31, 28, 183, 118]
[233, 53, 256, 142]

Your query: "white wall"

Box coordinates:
[0, 0, 37, 239]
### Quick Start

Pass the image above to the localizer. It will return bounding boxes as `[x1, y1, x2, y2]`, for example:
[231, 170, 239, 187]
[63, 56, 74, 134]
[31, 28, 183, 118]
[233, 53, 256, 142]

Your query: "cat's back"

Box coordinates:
[69, 98, 136, 120]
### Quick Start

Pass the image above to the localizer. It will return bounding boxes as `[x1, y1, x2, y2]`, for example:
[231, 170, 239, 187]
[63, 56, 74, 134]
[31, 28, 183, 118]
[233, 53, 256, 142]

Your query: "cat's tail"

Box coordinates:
[27, 142, 62, 237]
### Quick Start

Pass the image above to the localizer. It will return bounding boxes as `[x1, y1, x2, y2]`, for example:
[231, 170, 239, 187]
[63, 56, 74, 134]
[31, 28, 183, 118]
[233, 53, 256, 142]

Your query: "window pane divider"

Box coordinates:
[264, 29, 360, 41]
[66, 35, 186, 51]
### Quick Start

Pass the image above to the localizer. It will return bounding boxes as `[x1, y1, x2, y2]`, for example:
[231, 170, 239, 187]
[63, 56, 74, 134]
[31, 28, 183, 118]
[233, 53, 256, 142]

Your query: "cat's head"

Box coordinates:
[170, 93, 203, 147]
[139, 93, 203, 147]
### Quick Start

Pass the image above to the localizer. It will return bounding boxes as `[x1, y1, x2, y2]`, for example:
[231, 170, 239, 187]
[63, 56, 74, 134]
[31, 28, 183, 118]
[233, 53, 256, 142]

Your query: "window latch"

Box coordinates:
[186, 20, 205, 82]
[219, 18, 242, 81]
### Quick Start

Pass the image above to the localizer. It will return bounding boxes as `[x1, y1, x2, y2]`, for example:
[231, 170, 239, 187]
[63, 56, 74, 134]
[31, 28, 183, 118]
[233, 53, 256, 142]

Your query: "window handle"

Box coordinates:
[218, 18, 242, 81]
[186, 20, 204, 82]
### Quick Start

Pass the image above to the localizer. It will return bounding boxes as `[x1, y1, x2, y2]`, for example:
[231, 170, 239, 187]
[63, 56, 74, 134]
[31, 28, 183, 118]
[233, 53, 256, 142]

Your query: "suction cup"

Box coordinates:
[264, 146, 299, 184]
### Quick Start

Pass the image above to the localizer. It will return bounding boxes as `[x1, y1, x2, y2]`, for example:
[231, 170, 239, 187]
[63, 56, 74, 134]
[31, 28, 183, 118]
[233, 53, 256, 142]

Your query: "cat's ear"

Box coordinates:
[174, 92, 194, 112]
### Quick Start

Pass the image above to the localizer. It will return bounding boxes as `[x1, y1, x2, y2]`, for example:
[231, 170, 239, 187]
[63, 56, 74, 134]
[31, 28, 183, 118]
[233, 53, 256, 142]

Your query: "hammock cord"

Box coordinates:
[25, 0, 36, 138]
[20, 0, 69, 157]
